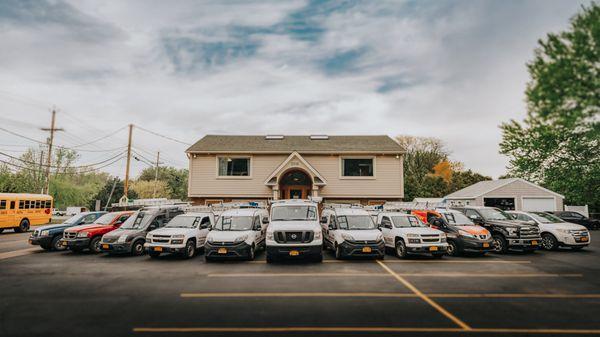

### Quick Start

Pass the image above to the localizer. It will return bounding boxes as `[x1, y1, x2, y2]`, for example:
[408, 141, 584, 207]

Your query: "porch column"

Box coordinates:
[312, 184, 319, 197]
[272, 187, 279, 200]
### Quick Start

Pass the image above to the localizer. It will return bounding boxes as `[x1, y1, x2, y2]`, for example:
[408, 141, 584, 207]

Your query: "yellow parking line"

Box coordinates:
[376, 260, 472, 330]
[0, 247, 39, 260]
[132, 327, 600, 334]
[208, 273, 390, 277]
[179, 292, 600, 299]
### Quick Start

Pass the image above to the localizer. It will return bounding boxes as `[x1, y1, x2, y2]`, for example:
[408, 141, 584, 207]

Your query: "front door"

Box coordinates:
[290, 189, 303, 199]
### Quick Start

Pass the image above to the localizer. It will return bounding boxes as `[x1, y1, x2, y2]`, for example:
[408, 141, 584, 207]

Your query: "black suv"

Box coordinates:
[453, 206, 541, 253]
[549, 211, 599, 230]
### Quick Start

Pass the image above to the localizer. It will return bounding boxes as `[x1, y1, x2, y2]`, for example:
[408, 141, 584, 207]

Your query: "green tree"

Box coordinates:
[137, 166, 188, 200]
[88, 178, 138, 210]
[500, 3, 600, 212]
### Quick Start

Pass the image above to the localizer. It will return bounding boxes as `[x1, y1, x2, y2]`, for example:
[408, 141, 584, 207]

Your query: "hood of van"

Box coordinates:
[454, 225, 489, 235]
[148, 227, 195, 237]
[398, 227, 444, 235]
[208, 230, 252, 242]
[268, 220, 320, 232]
[339, 229, 382, 241]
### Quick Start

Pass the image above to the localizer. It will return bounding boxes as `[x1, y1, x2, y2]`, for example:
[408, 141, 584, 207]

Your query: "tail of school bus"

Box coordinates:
[0, 193, 53, 233]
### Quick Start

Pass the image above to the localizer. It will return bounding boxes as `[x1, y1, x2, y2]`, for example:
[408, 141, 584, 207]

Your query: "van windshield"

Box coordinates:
[337, 215, 376, 230]
[392, 216, 426, 228]
[271, 206, 317, 221]
[214, 216, 253, 231]
[442, 212, 474, 226]
[121, 211, 153, 229]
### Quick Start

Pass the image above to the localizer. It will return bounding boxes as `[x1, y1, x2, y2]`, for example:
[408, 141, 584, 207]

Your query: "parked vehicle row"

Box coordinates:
[28, 200, 591, 262]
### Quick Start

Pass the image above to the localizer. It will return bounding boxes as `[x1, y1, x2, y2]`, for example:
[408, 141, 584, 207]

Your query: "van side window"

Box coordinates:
[464, 209, 480, 219]
[381, 217, 392, 228]
[329, 215, 337, 229]
[200, 216, 210, 228]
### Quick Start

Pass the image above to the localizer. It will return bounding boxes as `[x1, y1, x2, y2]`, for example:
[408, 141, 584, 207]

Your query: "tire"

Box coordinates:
[492, 235, 508, 254]
[182, 240, 196, 259]
[247, 245, 255, 261]
[15, 219, 29, 233]
[432, 253, 444, 259]
[0, 228, 4, 234]
[149, 250, 161, 258]
[447, 240, 459, 257]
[51, 236, 65, 251]
[266, 252, 276, 264]
[89, 236, 102, 253]
[131, 240, 145, 256]
[541, 233, 559, 251]
[334, 243, 343, 260]
[395, 239, 407, 258]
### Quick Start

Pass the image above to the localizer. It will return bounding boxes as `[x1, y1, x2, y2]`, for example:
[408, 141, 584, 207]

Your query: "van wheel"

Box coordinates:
[335, 244, 343, 260]
[395, 239, 407, 258]
[447, 241, 459, 256]
[492, 235, 508, 254]
[51, 236, 65, 251]
[131, 240, 145, 256]
[15, 219, 29, 233]
[149, 251, 161, 258]
[0, 229, 4, 234]
[182, 240, 196, 259]
[89, 237, 102, 253]
[247, 245, 255, 261]
[541, 233, 558, 251]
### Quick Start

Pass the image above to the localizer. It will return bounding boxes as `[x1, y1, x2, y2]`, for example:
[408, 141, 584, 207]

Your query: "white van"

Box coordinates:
[321, 205, 384, 259]
[266, 199, 323, 263]
[145, 212, 215, 259]
[507, 211, 590, 251]
[376, 212, 448, 258]
[204, 208, 269, 261]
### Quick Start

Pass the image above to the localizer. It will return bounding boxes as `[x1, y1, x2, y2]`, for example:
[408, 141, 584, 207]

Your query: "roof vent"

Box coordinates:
[265, 135, 284, 140]
[310, 135, 329, 140]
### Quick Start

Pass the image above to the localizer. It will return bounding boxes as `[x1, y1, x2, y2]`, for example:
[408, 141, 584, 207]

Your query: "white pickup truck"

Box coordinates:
[145, 212, 215, 259]
[321, 206, 385, 259]
[376, 212, 448, 258]
[204, 208, 269, 261]
[266, 199, 323, 263]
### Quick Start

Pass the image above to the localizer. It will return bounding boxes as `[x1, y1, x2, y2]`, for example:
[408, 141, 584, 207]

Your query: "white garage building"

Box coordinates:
[444, 178, 564, 211]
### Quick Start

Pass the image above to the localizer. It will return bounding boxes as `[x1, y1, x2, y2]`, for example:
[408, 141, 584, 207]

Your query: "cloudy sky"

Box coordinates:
[0, 0, 591, 178]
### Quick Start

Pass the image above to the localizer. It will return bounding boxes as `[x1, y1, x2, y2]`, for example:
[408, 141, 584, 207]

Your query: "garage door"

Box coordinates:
[522, 197, 555, 211]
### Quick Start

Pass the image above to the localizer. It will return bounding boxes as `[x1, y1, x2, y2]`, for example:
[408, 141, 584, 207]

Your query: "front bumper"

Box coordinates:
[266, 244, 322, 258]
[100, 242, 132, 254]
[558, 234, 590, 246]
[406, 243, 448, 254]
[459, 237, 494, 252]
[339, 240, 385, 257]
[28, 236, 52, 246]
[144, 242, 186, 254]
[205, 242, 251, 258]
[507, 237, 541, 250]
[61, 238, 90, 249]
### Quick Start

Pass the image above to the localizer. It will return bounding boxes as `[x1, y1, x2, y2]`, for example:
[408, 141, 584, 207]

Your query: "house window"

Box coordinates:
[342, 158, 374, 177]
[218, 157, 250, 177]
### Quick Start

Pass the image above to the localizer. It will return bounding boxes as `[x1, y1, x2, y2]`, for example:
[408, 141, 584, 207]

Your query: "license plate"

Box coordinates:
[102, 244, 109, 249]
[154, 247, 163, 252]
[581, 237, 588, 241]
[218, 248, 227, 254]
[531, 240, 538, 245]
[362, 247, 372, 253]
[483, 243, 490, 248]
[289, 250, 300, 256]
[429, 246, 438, 251]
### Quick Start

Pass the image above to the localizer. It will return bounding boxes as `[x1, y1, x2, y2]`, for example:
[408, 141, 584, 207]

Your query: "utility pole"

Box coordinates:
[123, 124, 133, 202]
[153, 151, 160, 198]
[41, 110, 63, 195]
[38, 150, 44, 194]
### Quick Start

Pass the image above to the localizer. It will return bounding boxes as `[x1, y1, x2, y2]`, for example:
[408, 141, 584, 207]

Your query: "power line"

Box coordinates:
[66, 125, 127, 149]
[135, 125, 192, 146]
[0, 150, 127, 169]
[0, 155, 126, 175]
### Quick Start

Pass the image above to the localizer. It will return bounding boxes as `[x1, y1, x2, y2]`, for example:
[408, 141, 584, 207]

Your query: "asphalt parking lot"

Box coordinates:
[1, 230, 600, 337]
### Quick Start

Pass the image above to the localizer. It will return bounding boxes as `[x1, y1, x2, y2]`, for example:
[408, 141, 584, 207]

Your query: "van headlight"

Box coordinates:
[407, 234, 419, 238]
[77, 231, 88, 238]
[341, 233, 354, 242]
[266, 232, 274, 240]
[376, 233, 383, 242]
[440, 235, 447, 243]
[172, 235, 184, 239]
[314, 231, 322, 240]
[458, 230, 477, 239]
[117, 234, 128, 243]
[41, 230, 50, 237]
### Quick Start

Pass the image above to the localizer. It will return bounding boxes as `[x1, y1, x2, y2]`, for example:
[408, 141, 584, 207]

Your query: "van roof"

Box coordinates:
[181, 212, 214, 217]
[327, 208, 370, 216]
[220, 208, 263, 216]
[271, 199, 317, 206]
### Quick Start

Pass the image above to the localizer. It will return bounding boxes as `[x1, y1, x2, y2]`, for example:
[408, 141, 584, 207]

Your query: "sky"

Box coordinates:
[0, 0, 591, 179]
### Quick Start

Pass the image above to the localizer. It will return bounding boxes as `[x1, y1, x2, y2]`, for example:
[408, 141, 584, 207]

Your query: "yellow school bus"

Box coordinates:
[0, 193, 53, 233]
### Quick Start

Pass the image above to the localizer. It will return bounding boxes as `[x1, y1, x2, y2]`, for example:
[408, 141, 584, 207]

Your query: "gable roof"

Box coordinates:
[264, 151, 327, 186]
[445, 178, 564, 199]
[186, 135, 404, 154]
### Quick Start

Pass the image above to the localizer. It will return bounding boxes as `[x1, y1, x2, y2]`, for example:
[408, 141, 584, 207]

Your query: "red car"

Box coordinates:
[61, 211, 134, 253]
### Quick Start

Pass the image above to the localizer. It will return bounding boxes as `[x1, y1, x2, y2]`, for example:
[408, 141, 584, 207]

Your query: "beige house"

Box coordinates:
[444, 178, 564, 211]
[186, 135, 405, 205]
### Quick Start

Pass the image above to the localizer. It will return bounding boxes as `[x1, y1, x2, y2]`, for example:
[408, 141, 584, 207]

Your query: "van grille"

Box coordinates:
[275, 231, 314, 243]
[519, 227, 540, 238]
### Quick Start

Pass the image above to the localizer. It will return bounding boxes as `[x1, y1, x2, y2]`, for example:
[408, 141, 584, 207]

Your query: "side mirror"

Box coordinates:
[262, 217, 269, 225]
[254, 226, 262, 231]
[148, 223, 159, 231]
[328, 224, 334, 230]
[320, 216, 327, 224]
[468, 215, 478, 220]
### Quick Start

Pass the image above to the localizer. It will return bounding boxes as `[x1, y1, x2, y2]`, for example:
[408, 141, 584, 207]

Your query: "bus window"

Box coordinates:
[45, 200, 51, 208]
[0, 200, 6, 210]
[10, 201, 15, 209]
[35, 201, 40, 209]
[19, 200, 24, 209]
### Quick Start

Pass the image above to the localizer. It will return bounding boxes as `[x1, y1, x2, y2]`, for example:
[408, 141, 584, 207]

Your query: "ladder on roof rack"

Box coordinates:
[381, 201, 448, 212]
[322, 203, 364, 209]
[186, 201, 266, 213]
